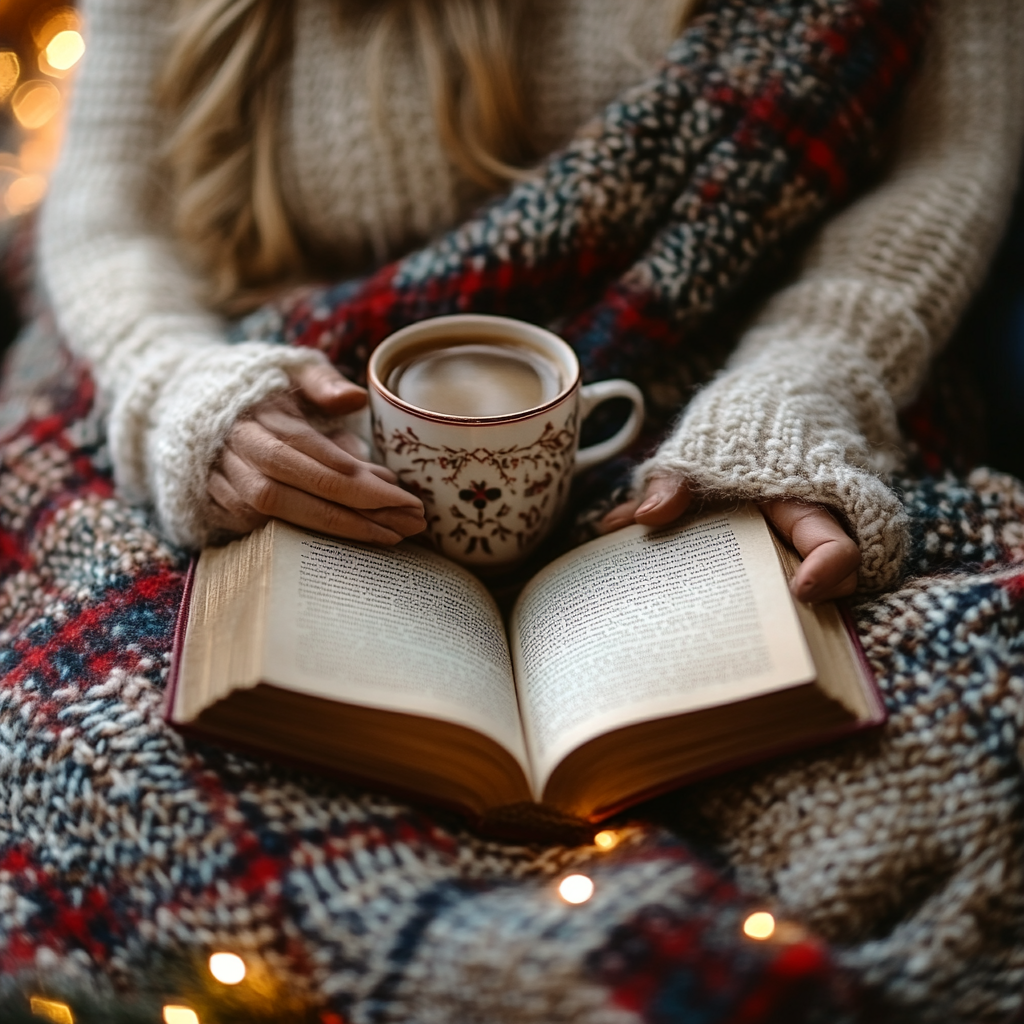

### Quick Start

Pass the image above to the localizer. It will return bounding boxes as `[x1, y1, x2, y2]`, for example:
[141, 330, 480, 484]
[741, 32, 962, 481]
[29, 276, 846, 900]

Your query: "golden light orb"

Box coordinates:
[32, 7, 80, 48]
[5, 175, 47, 216]
[44, 30, 85, 73]
[208, 950, 247, 985]
[162, 1007, 200, 1024]
[29, 998, 74, 1024]
[0, 52, 20, 103]
[12, 80, 61, 130]
[558, 873, 595, 904]
[593, 830, 619, 850]
[742, 911, 776, 941]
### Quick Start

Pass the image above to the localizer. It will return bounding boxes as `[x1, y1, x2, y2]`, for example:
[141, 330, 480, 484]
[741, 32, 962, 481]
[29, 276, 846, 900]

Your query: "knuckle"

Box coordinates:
[313, 467, 346, 499]
[246, 475, 279, 514]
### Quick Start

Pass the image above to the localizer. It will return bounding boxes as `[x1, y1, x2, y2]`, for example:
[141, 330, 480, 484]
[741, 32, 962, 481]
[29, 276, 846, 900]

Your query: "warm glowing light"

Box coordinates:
[209, 951, 247, 985]
[44, 30, 85, 73]
[19, 131, 60, 174]
[558, 874, 595, 904]
[742, 911, 776, 940]
[12, 81, 61, 130]
[29, 998, 74, 1024]
[0, 52, 19, 102]
[33, 7, 80, 48]
[162, 1008, 200, 1024]
[593, 830, 619, 850]
[6, 175, 47, 215]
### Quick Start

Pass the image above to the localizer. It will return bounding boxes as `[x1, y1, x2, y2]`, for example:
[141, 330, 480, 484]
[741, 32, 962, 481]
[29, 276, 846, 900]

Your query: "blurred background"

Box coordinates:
[0, 0, 81, 224]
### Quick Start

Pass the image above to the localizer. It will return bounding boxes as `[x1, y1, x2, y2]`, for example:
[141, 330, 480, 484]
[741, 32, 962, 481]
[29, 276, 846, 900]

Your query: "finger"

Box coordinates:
[762, 500, 861, 603]
[220, 447, 415, 543]
[233, 417, 423, 513]
[598, 497, 643, 535]
[208, 470, 271, 535]
[294, 362, 368, 416]
[633, 476, 693, 526]
[328, 428, 373, 462]
[598, 477, 693, 535]
[322, 429, 401, 483]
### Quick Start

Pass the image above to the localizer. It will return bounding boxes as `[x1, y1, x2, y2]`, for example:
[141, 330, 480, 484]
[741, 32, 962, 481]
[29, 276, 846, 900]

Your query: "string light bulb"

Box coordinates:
[558, 874, 595, 904]
[742, 911, 776, 940]
[29, 998, 74, 1024]
[11, 80, 61, 130]
[5, 174, 47, 216]
[0, 52, 19, 102]
[43, 30, 85, 73]
[593, 830, 619, 850]
[162, 1008, 200, 1024]
[208, 951, 247, 985]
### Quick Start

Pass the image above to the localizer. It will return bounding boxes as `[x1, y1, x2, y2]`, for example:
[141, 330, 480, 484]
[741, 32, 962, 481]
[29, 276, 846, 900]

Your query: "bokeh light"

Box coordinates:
[19, 129, 62, 174]
[29, 998, 74, 1024]
[593, 830, 619, 850]
[43, 30, 85, 73]
[6, 173, 47, 215]
[558, 874, 595, 904]
[742, 911, 776, 940]
[208, 950, 247, 985]
[0, 52, 20, 103]
[12, 80, 61, 130]
[32, 7, 80, 48]
[162, 1008, 200, 1024]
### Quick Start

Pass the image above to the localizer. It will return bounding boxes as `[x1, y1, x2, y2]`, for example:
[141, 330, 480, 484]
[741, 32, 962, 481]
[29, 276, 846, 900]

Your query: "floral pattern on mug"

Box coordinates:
[373, 413, 577, 564]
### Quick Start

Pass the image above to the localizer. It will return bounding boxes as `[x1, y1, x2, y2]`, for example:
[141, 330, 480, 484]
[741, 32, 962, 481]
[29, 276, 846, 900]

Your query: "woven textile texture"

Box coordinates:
[0, 313, 1021, 1023]
[12, 0, 1024, 1018]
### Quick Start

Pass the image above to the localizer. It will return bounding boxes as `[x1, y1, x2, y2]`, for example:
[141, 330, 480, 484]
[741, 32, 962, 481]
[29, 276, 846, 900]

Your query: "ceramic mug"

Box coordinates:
[368, 314, 644, 571]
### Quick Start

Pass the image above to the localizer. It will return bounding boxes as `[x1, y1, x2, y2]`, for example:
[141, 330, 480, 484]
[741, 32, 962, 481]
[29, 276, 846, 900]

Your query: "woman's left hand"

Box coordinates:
[599, 475, 860, 603]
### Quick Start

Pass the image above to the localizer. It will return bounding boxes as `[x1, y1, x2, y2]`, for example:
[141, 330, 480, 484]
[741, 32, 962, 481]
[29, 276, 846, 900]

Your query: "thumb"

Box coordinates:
[294, 362, 368, 414]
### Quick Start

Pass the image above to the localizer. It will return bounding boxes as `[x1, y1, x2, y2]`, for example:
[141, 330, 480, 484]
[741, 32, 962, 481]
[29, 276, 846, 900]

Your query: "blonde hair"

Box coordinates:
[159, 0, 701, 313]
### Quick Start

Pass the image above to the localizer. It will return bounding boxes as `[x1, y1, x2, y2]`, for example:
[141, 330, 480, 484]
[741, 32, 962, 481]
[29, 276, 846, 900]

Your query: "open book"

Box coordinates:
[168, 505, 884, 835]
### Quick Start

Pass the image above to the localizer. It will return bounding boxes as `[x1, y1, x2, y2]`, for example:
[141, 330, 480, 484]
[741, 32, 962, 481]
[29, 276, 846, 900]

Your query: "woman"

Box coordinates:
[9, 0, 1024, 1018]
[41, 0, 968, 602]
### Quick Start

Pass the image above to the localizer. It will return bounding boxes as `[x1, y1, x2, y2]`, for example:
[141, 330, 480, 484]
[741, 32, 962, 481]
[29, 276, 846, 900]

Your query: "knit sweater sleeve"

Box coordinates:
[636, 0, 1024, 590]
[38, 0, 325, 548]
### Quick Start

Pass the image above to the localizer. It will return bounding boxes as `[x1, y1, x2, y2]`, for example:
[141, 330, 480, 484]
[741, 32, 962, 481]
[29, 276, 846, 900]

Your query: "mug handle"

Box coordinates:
[574, 379, 645, 475]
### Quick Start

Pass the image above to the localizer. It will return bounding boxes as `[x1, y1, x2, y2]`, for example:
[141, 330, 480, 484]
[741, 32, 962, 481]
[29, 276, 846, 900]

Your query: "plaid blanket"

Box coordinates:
[0, 317, 1021, 1024]
[3, 0, 1024, 1020]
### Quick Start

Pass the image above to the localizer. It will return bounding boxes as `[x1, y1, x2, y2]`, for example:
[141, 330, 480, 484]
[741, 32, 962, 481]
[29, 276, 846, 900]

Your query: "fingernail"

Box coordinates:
[635, 496, 662, 517]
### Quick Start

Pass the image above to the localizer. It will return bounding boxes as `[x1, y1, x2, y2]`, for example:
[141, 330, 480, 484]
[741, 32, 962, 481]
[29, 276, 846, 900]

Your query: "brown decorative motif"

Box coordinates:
[374, 417, 577, 490]
[374, 415, 577, 560]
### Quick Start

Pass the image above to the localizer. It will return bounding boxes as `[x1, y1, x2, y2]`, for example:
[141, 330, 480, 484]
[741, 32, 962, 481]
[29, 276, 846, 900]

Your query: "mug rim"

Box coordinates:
[367, 313, 581, 425]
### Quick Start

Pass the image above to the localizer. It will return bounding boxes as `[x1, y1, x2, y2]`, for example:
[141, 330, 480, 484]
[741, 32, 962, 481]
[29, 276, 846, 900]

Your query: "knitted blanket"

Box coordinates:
[0, 317, 1022, 1024]
[5, 0, 1024, 1020]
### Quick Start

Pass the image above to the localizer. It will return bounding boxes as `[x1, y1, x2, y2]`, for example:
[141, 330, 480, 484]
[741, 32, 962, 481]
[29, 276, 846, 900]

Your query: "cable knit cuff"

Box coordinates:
[108, 341, 328, 549]
[635, 342, 909, 591]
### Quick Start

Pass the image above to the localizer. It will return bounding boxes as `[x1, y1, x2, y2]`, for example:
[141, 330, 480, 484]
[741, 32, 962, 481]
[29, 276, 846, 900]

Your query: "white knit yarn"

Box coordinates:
[637, 0, 1024, 590]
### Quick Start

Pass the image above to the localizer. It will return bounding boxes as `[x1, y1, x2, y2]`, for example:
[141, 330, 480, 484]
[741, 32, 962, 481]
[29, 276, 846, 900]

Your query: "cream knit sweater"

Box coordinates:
[40, 0, 1024, 587]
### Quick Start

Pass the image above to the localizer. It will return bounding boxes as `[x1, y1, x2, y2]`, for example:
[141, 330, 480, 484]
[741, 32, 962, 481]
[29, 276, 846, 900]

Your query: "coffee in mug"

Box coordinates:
[387, 342, 563, 417]
[369, 314, 644, 571]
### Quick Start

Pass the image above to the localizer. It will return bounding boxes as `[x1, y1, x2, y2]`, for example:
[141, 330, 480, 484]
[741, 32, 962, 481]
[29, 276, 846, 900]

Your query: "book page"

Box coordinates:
[262, 523, 529, 768]
[509, 506, 816, 788]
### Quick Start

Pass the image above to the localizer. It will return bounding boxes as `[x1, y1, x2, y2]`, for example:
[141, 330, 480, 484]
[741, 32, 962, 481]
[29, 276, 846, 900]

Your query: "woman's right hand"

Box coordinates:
[208, 362, 426, 543]
[600, 474, 860, 603]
